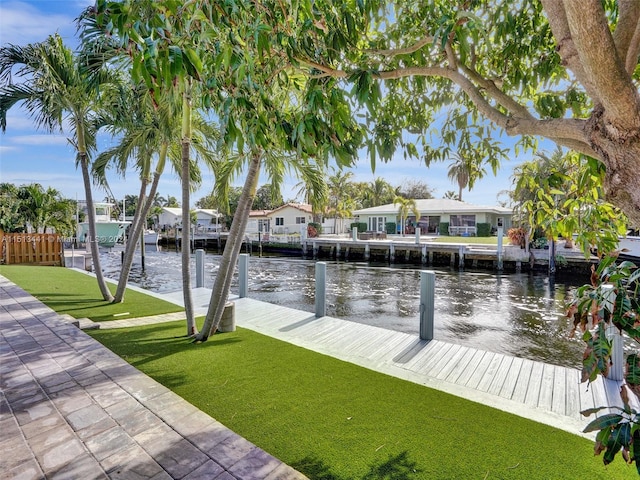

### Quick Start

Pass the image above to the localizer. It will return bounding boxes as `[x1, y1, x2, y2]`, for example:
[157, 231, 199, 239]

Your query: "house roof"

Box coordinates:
[269, 203, 313, 215]
[249, 210, 270, 218]
[160, 207, 182, 216]
[353, 199, 512, 216]
[195, 209, 221, 218]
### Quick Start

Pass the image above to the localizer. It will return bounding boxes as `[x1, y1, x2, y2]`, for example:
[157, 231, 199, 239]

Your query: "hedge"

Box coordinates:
[476, 223, 491, 237]
[439, 222, 449, 236]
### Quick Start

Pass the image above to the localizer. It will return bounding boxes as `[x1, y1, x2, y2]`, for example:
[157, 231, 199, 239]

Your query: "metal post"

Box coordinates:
[195, 249, 205, 288]
[238, 253, 249, 298]
[603, 285, 623, 381]
[315, 261, 326, 317]
[420, 270, 435, 340]
[497, 226, 504, 271]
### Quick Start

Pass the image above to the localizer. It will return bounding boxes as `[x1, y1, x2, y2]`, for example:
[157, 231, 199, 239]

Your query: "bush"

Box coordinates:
[507, 227, 526, 246]
[476, 223, 491, 237]
[350, 222, 367, 233]
[307, 223, 320, 238]
[385, 222, 397, 234]
[439, 222, 449, 236]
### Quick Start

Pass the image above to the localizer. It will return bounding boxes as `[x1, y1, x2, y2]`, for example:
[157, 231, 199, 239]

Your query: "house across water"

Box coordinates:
[353, 199, 513, 236]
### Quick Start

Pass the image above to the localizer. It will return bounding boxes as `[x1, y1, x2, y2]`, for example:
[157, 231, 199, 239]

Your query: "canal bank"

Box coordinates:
[158, 233, 597, 274]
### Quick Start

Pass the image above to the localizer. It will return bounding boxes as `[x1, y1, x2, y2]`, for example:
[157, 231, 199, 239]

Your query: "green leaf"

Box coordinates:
[582, 413, 624, 433]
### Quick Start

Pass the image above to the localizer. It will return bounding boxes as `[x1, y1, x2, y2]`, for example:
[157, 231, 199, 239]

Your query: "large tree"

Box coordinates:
[278, 0, 640, 225]
[0, 34, 117, 301]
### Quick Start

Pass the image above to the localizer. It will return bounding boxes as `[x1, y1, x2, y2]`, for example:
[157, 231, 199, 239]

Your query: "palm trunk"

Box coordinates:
[113, 146, 167, 302]
[181, 79, 197, 336]
[196, 151, 262, 342]
[79, 153, 114, 302]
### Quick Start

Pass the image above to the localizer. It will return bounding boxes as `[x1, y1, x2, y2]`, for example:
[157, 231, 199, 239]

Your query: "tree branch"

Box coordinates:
[563, 0, 640, 129]
[365, 36, 432, 57]
[625, 17, 640, 74]
[613, 0, 640, 75]
[539, 0, 600, 104]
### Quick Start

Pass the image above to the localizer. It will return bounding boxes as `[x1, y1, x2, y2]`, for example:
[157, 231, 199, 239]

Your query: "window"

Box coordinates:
[449, 215, 476, 227]
[368, 216, 386, 232]
[295, 217, 306, 224]
[275, 217, 284, 226]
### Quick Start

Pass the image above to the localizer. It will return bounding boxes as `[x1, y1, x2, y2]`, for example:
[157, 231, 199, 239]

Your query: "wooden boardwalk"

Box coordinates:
[160, 288, 630, 439]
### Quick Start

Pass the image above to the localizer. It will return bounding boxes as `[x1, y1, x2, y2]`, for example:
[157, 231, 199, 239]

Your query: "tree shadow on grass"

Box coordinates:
[293, 451, 421, 480]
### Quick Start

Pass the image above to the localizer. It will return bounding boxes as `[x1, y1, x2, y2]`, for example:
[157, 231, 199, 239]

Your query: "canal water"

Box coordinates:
[101, 247, 586, 369]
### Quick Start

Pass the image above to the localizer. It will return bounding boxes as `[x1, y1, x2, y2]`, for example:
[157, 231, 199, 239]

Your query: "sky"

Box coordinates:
[0, 0, 554, 208]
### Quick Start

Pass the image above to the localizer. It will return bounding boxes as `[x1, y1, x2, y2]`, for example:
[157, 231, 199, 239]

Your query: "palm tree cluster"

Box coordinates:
[0, 183, 76, 235]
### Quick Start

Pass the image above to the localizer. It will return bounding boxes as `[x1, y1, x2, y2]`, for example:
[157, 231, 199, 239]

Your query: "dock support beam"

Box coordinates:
[336, 243, 341, 260]
[238, 253, 248, 298]
[421, 246, 427, 265]
[364, 244, 370, 261]
[419, 271, 435, 341]
[195, 249, 205, 288]
[389, 244, 395, 262]
[315, 262, 326, 317]
[459, 246, 465, 269]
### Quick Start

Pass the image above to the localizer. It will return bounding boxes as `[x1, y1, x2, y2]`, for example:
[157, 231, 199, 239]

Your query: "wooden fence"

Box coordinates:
[0, 232, 63, 266]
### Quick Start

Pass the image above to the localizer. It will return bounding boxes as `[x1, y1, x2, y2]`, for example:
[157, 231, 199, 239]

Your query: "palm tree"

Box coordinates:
[16, 184, 75, 235]
[447, 152, 487, 202]
[0, 34, 116, 301]
[364, 178, 394, 207]
[443, 190, 459, 200]
[394, 195, 421, 236]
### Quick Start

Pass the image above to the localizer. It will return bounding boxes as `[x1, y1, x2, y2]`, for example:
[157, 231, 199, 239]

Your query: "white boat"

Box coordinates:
[78, 202, 130, 248]
[143, 230, 159, 245]
[618, 229, 640, 260]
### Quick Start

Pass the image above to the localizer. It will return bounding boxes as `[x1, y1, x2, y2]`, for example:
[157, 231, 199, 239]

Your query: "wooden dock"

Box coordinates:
[160, 287, 629, 439]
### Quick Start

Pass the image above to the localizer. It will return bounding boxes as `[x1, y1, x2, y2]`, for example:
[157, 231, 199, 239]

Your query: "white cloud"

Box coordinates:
[0, 1, 77, 45]
[9, 134, 70, 146]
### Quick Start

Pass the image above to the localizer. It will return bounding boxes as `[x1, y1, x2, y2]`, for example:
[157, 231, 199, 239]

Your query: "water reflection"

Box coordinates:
[100, 248, 585, 368]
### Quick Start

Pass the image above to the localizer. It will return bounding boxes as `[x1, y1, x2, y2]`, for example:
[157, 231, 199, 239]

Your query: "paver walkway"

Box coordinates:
[0, 276, 307, 480]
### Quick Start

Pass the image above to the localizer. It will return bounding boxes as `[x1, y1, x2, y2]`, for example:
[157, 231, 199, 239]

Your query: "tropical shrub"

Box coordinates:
[507, 227, 526, 247]
[568, 256, 640, 472]
[385, 222, 397, 234]
[350, 222, 367, 233]
[476, 223, 491, 237]
[438, 222, 449, 236]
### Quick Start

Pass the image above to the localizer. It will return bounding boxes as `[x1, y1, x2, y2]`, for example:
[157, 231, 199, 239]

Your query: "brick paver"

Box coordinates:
[0, 275, 307, 479]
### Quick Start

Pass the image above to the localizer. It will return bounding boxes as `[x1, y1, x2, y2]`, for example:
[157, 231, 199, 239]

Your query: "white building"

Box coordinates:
[353, 199, 513, 236]
[157, 207, 222, 231]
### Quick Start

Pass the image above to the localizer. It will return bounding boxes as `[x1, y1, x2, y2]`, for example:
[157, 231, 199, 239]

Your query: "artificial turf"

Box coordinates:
[2, 264, 629, 478]
[88, 322, 630, 480]
[0, 265, 183, 321]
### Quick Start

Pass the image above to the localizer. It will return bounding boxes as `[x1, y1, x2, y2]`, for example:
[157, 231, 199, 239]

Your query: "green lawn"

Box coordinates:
[89, 322, 628, 480]
[2, 264, 626, 479]
[0, 265, 182, 321]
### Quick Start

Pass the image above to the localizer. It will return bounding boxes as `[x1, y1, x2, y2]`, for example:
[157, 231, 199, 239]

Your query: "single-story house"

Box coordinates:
[246, 210, 271, 235]
[195, 209, 222, 231]
[268, 203, 313, 235]
[157, 207, 182, 229]
[352, 199, 513, 236]
[157, 207, 221, 230]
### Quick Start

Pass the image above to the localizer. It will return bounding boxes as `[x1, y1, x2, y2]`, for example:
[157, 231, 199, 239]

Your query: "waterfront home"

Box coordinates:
[157, 207, 222, 231]
[353, 198, 513, 236]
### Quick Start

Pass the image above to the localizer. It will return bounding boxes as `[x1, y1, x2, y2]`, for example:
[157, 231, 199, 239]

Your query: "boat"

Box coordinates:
[143, 230, 159, 245]
[78, 202, 130, 248]
[618, 229, 640, 260]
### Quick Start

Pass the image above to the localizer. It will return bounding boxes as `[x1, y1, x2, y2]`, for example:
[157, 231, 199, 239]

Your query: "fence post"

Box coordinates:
[603, 284, 624, 381]
[238, 253, 249, 298]
[315, 262, 326, 317]
[195, 249, 205, 288]
[420, 270, 435, 341]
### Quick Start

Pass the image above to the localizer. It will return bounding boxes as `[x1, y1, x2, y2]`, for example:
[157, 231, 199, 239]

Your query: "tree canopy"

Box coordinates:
[267, 0, 640, 224]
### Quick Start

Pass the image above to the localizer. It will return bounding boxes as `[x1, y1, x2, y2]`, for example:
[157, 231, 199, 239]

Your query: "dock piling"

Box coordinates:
[195, 249, 205, 288]
[315, 262, 326, 317]
[239, 253, 249, 298]
[419, 270, 435, 341]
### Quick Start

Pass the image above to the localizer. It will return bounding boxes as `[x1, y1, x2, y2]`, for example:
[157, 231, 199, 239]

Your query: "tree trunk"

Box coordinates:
[196, 152, 262, 342]
[113, 146, 167, 303]
[79, 154, 114, 302]
[181, 81, 197, 336]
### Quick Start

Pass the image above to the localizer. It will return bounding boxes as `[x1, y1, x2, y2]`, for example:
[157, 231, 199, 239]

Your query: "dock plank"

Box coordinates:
[524, 362, 544, 407]
[498, 356, 523, 400]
